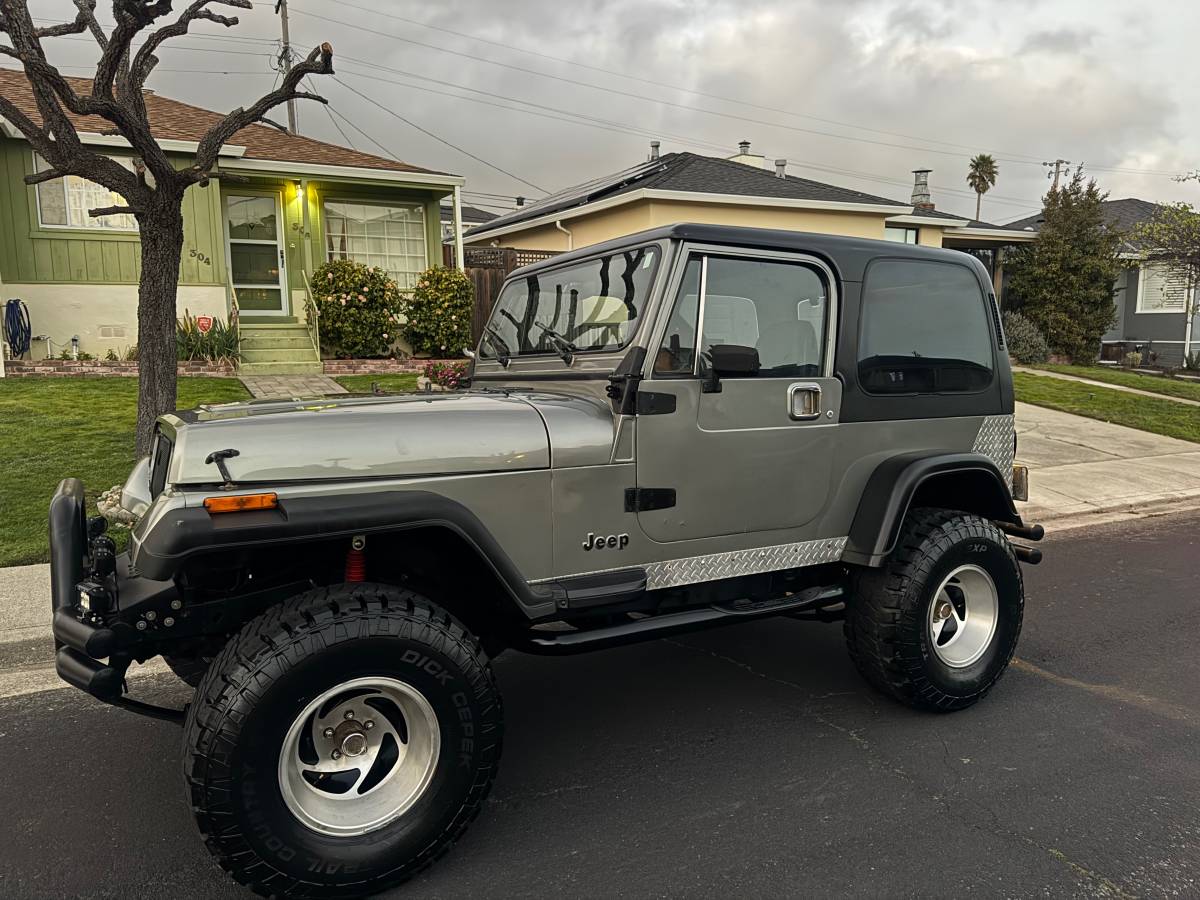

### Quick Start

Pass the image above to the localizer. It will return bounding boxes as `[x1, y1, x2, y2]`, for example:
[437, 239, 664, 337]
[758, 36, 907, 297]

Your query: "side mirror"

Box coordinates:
[700, 344, 760, 393]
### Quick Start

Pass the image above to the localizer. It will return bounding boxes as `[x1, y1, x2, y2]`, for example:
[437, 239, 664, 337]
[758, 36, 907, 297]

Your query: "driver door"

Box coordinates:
[635, 249, 840, 543]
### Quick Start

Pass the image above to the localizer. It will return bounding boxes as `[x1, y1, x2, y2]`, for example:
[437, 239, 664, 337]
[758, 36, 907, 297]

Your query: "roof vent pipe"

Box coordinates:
[649, 140, 660, 161]
[738, 140, 751, 155]
[774, 159, 787, 178]
[515, 196, 525, 207]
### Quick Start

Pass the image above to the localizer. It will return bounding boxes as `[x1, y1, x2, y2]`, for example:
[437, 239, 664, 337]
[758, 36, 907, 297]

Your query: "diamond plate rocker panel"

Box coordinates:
[972, 414, 1016, 489]
[643, 537, 848, 591]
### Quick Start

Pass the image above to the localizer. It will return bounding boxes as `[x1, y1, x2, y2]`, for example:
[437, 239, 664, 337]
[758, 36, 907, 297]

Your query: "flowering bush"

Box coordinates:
[401, 265, 474, 357]
[312, 260, 404, 359]
[424, 360, 469, 389]
[1002, 310, 1049, 366]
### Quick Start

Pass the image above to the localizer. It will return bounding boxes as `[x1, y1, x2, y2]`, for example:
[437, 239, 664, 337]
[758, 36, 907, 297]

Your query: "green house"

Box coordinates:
[0, 70, 466, 373]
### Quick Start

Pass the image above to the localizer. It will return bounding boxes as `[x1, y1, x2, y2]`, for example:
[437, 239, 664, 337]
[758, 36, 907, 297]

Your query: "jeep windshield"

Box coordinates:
[480, 245, 659, 360]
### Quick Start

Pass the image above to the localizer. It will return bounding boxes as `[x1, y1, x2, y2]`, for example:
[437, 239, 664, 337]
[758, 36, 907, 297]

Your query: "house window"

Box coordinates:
[323, 201, 427, 289]
[33, 153, 139, 231]
[1136, 263, 1190, 314]
[884, 226, 919, 244]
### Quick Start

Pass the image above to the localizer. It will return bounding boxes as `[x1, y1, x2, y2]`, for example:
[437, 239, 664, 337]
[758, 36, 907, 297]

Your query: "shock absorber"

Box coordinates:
[345, 534, 367, 582]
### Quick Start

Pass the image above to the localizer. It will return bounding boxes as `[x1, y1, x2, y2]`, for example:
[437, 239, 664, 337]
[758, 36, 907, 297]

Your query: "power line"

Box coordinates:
[330, 75, 546, 194]
[289, 6, 1184, 179]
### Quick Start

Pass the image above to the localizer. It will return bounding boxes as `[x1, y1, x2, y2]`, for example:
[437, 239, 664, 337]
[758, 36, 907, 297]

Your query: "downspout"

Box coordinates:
[555, 219, 573, 251]
[452, 184, 465, 271]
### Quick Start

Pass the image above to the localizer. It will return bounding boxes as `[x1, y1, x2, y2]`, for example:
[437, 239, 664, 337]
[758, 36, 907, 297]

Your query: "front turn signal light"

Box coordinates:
[204, 492, 278, 514]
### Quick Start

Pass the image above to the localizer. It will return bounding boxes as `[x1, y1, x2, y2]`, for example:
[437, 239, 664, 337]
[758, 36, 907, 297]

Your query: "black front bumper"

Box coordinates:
[49, 479, 181, 715]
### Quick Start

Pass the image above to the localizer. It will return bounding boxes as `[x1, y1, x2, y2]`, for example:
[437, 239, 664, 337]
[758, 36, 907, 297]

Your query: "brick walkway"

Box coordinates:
[240, 374, 348, 400]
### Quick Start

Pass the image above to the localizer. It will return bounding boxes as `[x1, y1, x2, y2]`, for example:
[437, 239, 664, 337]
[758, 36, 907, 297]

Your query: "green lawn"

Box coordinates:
[0, 376, 250, 567]
[1014, 372, 1200, 444]
[334, 373, 420, 393]
[1034, 364, 1200, 403]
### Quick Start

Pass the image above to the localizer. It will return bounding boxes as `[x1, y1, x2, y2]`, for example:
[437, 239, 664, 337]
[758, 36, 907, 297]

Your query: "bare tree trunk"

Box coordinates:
[134, 195, 185, 457]
[975, 192, 982, 222]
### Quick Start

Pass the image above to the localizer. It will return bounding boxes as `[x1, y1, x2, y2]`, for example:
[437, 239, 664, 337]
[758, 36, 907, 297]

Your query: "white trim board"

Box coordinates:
[465, 188, 912, 243]
[219, 157, 464, 188]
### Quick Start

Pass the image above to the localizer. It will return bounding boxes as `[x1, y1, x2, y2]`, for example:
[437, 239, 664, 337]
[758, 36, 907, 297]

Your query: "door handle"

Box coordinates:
[788, 382, 822, 420]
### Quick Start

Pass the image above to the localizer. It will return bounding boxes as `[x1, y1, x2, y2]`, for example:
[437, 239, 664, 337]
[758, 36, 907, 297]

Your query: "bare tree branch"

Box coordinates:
[23, 167, 69, 186]
[130, 0, 250, 88]
[72, 0, 108, 48]
[88, 203, 140, 218]
[192, 42, 334, 177]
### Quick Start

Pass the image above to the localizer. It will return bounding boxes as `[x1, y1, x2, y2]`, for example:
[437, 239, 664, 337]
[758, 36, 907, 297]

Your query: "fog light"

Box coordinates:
[77, 581, 112, 616]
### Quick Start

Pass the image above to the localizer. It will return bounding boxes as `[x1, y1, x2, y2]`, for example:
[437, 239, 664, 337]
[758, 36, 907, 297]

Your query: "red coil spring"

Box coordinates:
[344, 547, 366, 582]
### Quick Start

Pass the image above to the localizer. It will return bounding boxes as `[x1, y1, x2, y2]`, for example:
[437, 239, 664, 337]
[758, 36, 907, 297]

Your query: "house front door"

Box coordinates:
[226, 193, 288, 316]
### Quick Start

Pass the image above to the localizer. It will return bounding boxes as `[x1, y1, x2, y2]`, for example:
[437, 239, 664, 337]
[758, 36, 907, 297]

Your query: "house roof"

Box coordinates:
[464, 151, 911, 239]
[0, 67, 450, 177]
[1004, 198, 1162, 233]
[439, 203, 499, 224]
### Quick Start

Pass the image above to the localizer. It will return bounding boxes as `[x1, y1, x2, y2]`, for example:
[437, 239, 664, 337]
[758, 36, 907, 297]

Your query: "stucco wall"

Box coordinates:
[8, 283, 226, 357]
[467, 198, 902, 252]
[917, 226, 944, 248]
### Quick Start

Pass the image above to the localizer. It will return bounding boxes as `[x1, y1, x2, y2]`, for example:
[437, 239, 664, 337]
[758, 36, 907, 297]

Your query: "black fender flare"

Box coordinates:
[133, 490, 559, 618]
[842, 451, 1022, 567]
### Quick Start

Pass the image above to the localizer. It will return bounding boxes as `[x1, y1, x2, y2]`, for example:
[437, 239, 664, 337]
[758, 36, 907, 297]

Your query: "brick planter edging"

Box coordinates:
[3, 358, 235, 377]
[323, 358, 465, 375]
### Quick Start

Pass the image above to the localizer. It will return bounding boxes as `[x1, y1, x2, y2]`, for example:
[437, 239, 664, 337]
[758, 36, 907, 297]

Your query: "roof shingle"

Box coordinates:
[0, 68, 449, 176]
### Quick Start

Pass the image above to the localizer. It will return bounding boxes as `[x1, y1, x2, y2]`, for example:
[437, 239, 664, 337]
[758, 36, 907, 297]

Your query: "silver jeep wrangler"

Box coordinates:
[49, 223, 1042, 897]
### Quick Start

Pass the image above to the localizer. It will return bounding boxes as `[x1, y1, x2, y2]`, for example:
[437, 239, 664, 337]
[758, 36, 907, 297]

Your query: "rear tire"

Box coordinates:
[845, 508, 1024, 712]
[183, 582, 502, 898]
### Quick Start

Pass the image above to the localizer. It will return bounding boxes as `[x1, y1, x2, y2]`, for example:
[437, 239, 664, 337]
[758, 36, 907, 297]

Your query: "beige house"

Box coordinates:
[464, 143, 1032, 293]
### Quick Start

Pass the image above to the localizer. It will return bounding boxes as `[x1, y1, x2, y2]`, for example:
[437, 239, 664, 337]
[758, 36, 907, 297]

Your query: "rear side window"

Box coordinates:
[858, 259, 994, 394]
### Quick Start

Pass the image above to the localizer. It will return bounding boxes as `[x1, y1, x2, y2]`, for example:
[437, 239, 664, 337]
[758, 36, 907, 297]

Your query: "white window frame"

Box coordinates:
[225, 191, 289, 317]
[1135, 262, 1190, 315]
[884, 225, 919, 244]
[322, 198, 429, 290]
[32, 151, 139, 233]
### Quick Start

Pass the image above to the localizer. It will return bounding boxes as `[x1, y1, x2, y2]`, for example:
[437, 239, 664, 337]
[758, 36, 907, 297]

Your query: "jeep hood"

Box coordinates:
[164, 391, 553, 485]
[161, 389, 616, 485]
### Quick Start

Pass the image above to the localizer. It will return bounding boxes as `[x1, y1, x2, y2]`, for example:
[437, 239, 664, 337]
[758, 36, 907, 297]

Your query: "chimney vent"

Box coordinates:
[738, 140, 751, 155]
[774, 159, 787, 178]
[515, 196, 525, 208]
[910, 169, 934, 210]
[648, 140, 660, 161]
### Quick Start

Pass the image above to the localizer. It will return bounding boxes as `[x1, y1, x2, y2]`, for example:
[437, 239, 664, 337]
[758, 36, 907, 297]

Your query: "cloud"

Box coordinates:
[1020, 27, 1097, 55]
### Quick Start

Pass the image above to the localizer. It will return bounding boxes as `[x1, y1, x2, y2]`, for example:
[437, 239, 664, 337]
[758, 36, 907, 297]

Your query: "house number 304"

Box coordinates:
[189, 249, 212, 265]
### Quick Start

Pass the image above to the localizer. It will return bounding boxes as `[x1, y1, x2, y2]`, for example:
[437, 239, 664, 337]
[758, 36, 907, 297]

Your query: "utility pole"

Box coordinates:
[1042, 158, 1070, 191]
[275, 0, 298, 133]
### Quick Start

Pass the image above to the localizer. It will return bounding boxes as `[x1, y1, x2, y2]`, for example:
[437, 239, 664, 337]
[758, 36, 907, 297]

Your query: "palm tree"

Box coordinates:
[967, 154, 999, 221]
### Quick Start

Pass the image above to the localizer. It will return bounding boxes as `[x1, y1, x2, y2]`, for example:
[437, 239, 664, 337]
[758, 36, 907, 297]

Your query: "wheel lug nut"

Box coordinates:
[343, 710, 355, 720]
[363, 720, 374, 730]
[323, 727, 335, 738]
[331, 749, 342, 760]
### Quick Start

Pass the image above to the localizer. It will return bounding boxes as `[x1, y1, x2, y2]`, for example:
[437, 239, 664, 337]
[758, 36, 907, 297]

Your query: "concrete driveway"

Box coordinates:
[1015, 401, 1200, 522]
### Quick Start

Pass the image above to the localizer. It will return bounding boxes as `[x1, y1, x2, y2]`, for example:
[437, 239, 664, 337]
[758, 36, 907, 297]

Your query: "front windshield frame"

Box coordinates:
[477, 243, 663, 362]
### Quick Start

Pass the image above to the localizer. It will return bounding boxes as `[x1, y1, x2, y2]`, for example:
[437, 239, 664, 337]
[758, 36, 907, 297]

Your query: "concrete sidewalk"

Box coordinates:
[1015, 401, 1200, 522]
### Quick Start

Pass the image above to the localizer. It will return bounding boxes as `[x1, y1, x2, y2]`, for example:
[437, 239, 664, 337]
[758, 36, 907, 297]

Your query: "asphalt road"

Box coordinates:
[2, 512, 1198, 899]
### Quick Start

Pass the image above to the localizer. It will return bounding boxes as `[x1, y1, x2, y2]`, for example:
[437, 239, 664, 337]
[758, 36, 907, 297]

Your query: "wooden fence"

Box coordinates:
[443, 245, 559, 339]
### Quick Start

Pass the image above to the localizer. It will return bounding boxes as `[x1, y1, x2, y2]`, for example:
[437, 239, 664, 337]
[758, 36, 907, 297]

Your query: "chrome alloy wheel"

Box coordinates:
[278, 676, 441, 837]
[927, 564, 999, 668]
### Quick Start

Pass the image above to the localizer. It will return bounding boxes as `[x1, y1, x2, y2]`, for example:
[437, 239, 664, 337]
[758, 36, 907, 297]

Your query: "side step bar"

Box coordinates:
[512, 585, 845, 656]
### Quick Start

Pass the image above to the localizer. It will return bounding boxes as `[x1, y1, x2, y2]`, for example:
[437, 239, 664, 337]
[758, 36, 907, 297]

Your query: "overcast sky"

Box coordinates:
[16, 0, 1200, 222]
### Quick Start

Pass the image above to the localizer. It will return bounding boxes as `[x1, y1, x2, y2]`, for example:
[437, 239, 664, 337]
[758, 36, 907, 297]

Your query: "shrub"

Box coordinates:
[424, 360, 469, 389]
[402, 265, 474, 357]
[1123, 350, 1143, 368]
[177, 309, 239, 364]
[1002, 310, 1050, 365]
[312, 260, 404, 359]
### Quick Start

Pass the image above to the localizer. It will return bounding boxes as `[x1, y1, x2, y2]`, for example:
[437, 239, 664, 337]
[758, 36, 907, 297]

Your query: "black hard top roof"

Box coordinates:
[512, 223, 984, 283]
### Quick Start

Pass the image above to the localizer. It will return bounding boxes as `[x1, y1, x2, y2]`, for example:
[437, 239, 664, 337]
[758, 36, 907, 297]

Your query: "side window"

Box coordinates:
[654, 255, 828, 378]
[653, 257, 701, 375]
[858, 259, 994, 394]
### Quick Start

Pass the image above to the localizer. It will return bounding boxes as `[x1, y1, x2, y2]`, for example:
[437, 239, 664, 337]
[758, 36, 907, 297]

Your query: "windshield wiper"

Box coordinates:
[531, 322, 576, 365]
[481, 325, 511, 367]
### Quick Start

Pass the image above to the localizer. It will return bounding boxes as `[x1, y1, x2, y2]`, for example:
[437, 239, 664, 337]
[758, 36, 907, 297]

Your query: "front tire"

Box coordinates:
[183, 583, 502, 898]
[845, 509, 1024, 712]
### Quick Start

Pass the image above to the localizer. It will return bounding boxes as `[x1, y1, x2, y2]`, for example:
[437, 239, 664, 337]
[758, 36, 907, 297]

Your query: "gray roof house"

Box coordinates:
[1006, 199, 1199, 365]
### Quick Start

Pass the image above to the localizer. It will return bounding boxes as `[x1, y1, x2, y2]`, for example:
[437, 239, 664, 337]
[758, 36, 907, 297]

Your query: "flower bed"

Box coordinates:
[3, 359, 235, 377]
[322, 358, 462, 375]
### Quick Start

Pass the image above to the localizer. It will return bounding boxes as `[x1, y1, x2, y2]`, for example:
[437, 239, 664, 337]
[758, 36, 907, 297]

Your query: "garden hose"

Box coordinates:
[3, 299, 31, 359]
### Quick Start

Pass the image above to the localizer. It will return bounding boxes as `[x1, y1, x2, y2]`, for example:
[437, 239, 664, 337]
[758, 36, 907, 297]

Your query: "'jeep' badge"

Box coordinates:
[582, 532, 629, 551]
